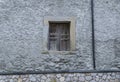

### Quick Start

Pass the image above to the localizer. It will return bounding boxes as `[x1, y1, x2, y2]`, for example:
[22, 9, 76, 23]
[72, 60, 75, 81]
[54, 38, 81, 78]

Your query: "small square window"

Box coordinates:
[43, 17, 76, 51]
[48, 22, 70, 51]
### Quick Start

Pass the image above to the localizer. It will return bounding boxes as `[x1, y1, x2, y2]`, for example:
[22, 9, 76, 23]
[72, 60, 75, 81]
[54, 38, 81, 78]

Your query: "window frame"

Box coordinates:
[43, 17, 76, 52]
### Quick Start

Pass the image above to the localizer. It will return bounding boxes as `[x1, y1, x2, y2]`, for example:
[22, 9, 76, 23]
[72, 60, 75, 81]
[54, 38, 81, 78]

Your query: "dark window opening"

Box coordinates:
[48, 22, 70, 51]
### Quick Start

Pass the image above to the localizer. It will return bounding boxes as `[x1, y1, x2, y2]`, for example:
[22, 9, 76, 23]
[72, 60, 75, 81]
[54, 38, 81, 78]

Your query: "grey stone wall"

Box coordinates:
[0, 0, 120, 73]
[0, 72, 120, 82]
[95, 0, 120, 70]
[0, 0, 92, 73]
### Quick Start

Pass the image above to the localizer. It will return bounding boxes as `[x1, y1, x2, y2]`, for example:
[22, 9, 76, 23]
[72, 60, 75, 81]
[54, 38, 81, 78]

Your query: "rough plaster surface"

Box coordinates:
[94, 0, 120, 69]
[0, 0, 92, 73]
[0, 0, 120, 73]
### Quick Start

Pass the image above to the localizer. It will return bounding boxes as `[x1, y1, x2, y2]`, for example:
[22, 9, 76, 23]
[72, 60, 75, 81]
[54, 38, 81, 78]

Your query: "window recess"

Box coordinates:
[48, 22, 70, 51]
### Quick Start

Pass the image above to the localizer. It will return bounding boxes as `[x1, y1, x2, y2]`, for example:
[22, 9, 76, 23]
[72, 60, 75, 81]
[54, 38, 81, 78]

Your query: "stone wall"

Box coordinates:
[94, 0, 120, 70]
[0, 0, 120, 73]
[0, 0, 93, 73]
[0, 72, 120, 82]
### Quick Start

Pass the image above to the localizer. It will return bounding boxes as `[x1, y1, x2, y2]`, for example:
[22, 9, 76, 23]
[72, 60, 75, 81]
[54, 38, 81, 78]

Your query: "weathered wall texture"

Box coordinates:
[0, 73, 120, 82]
[0, 0, 120, 73]
[0, 0, 93, 73]
[95, 0, 120, 70]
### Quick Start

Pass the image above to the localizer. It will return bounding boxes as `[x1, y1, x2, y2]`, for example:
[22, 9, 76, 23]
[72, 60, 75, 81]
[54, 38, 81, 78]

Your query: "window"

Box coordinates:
[43, 17, 76, 51]
[48, 22, 70, 51]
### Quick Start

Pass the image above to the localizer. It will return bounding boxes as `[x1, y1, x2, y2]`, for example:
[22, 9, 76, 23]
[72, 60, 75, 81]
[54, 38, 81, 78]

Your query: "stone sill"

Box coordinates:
[41, 50, 76, 55]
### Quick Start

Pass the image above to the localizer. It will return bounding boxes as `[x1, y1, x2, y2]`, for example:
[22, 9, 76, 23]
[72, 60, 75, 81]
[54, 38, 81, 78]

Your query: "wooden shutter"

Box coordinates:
[48, 23, 70, 51]
[48, 23, 58, 50]
[60, 23, 70, 51]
